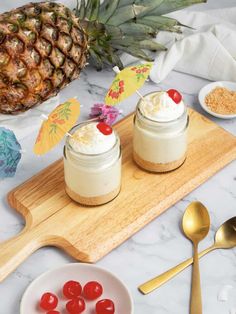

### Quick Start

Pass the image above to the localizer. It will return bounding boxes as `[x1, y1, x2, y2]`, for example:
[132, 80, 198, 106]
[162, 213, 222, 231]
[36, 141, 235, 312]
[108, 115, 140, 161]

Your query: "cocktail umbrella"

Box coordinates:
[105, 63, 153, 105]
[0, 127, 22, 178]
[34, 98, 80, 155]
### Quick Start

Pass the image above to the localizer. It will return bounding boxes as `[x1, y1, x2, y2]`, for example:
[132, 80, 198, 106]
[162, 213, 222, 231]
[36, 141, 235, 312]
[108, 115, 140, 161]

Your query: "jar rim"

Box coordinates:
[137, 91, 187, 125]
[65, 121, 120, 158]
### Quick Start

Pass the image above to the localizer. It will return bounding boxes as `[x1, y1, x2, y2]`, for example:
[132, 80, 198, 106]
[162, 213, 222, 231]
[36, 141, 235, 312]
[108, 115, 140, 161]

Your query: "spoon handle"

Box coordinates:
[138, 245, 214, 295]
[191, 242, 202, 314]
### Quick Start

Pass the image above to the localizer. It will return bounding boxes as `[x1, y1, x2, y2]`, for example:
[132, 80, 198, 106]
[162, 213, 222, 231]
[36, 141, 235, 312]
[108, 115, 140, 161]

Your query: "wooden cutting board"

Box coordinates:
[0, 108, 235, 282]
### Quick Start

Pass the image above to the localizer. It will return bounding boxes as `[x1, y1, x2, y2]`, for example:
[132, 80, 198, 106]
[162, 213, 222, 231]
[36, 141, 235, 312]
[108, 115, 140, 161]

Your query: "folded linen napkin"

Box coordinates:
[148, 7, 236, 83]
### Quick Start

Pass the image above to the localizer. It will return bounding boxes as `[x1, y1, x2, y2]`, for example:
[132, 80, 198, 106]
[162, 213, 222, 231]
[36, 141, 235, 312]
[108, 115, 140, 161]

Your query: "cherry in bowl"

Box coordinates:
[96, 299, 115, 314]
[83, 281, 103, 301]
[39, 292, 58, 311]
[66, 297, 86, 313]
[63, 280, 82, 299]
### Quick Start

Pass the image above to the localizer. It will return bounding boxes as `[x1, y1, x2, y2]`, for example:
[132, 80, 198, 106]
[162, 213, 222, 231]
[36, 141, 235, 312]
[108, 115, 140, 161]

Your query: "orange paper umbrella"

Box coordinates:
[105, 63, 153, 106]
[34, 98, 80, 155]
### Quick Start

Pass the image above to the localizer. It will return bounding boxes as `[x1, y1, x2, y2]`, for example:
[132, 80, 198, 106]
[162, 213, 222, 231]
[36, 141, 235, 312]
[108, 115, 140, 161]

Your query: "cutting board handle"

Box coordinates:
[0, 228, 42, 282]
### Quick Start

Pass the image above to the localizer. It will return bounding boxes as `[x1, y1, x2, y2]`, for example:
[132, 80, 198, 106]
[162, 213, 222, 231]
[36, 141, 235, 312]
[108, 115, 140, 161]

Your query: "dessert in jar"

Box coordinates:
[64, 121, 121, 206]
[133, 89, 189, 172]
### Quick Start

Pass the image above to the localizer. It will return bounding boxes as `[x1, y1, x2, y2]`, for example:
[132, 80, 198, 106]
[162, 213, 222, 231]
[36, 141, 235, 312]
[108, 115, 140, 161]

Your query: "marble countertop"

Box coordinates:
[0, 1, 236, 314]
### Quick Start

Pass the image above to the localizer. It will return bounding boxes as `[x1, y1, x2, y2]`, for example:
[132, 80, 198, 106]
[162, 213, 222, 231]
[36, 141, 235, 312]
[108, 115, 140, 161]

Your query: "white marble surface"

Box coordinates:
[0, 1, 236, 314]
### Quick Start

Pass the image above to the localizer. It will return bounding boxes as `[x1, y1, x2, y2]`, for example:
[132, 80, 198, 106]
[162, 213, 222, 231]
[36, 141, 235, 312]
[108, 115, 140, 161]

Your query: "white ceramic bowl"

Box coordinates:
[20, 263, 133, 314]
[198, 81, 236, 119]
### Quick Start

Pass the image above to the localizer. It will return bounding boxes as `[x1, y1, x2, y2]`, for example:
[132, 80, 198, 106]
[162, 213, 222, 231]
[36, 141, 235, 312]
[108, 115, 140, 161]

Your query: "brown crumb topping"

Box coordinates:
[205, 87, 236, 115]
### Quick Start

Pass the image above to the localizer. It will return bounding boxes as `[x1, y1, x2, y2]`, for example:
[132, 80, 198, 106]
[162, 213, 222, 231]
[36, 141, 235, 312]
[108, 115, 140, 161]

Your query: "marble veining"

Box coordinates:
[0, 1, 236, 313]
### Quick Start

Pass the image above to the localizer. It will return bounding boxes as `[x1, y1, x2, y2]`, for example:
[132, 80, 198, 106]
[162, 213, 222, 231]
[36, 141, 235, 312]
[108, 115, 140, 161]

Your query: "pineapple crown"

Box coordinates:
[74, 0, 206, 70]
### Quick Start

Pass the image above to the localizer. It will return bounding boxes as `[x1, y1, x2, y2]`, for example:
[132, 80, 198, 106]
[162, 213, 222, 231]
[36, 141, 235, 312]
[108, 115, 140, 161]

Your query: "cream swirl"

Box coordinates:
[139, 91, 185, 122]
[69, 122, 116, 154]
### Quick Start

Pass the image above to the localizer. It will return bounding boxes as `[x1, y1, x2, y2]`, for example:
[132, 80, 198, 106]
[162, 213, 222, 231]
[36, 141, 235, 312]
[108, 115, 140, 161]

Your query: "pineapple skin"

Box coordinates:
[0, 2, 88, 114]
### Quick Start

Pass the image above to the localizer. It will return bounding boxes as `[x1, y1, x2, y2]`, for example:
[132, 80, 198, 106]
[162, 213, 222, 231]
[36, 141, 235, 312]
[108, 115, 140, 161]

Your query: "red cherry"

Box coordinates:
[39, 292, 58, 311]
[96, 299, 115, 314]
[97, 122, 112, 135]
[66, 297, 85, 313]
[83, 281, 103, 301]
[167, 89, 182, 104]
[63, 280, 82, 299]
[47, 311, 60, 314]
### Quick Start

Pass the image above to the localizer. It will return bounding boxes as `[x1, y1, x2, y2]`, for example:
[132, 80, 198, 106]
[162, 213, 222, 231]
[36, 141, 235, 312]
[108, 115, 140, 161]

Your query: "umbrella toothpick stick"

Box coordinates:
[135, 89, 145, 101]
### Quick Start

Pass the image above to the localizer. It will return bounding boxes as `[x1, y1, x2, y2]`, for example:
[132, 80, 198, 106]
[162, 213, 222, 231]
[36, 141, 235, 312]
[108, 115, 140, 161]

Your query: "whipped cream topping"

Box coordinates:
[139, 91, 185, 122]
[69, 122, 116, 154]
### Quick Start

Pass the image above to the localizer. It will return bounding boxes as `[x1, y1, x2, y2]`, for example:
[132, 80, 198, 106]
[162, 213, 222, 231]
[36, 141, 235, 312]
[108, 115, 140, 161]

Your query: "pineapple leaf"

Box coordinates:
[89, 49, 103, 71]
[134, 0, 165, 18]
[75, 0, 80, 16]
[110, 36, 166, 51]
[78, 0, 86, 19]
[84, 0, 93, 19]
[98, 0, 120, 24]
[119, 23, 156, 38]
[111, 32, 152, 42]
[137, 15, 183, 32]
[110, 36, 138, 46]
[112, 45, 154, 62]
[135, 0, 163, 4]
[138, 39, 167, 51]
[105, 25, 123, 40]
[118, 0, 165, 17]
[90, 0, 100, 21]
[106, 5, 148, 26]
[118, 0, 135, 7]
[137, 15, 178, 28]
[108, 50, 124, 69]
[151, 0, 207, 15]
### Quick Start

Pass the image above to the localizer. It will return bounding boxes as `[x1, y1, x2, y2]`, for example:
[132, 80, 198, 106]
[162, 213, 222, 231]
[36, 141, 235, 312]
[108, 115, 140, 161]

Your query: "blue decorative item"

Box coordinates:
[0, 127, 22, 178]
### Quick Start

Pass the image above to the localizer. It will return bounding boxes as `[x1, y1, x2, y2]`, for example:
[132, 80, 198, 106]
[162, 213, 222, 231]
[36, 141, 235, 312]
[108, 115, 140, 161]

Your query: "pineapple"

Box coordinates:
[0, 0, 205, 114]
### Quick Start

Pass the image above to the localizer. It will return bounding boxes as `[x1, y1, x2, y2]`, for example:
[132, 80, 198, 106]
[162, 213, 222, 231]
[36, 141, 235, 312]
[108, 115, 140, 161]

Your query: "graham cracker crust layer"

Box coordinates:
[133, 151, 186, 173]
[65, 185, 120, 206]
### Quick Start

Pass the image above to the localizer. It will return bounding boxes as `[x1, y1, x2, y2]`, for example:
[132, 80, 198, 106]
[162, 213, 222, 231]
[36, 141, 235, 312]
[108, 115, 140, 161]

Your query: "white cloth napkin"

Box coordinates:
[149, 7, 236, 83]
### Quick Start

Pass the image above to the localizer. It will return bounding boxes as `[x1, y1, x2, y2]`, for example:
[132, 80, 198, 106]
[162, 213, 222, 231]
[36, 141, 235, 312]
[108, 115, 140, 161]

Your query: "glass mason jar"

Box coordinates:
[64, 122, 122, 206]
[133, 92, 189, 172]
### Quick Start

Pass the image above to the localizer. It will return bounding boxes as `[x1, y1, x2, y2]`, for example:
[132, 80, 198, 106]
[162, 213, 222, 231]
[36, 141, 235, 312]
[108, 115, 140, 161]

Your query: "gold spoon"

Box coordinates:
[182, 202, 210, 314]
[138, 216, 236, 295]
